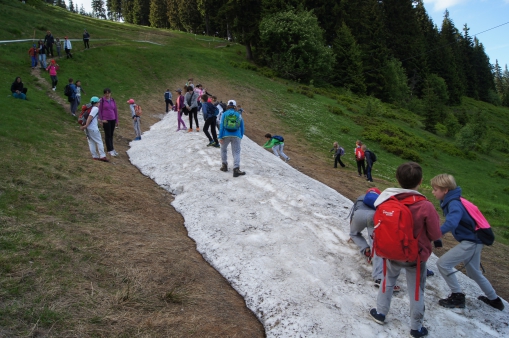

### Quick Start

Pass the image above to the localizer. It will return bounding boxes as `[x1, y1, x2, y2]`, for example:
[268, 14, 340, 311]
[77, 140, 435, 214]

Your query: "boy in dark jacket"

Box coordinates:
[369, 162, 442, 338]
[201, 94, 219, 147]
[362, 144, 375, 182]
[431, 174, 504, 311]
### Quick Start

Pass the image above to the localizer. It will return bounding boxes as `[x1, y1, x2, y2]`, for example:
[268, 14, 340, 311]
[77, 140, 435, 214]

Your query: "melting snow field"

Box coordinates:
[128, 113, 508, 337]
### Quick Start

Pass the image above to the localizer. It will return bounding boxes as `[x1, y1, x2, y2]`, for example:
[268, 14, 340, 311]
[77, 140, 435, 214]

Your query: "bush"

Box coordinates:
[287, 87, 294, 93]
[340, 126, 350, 134]
[328, 106, 343, 116]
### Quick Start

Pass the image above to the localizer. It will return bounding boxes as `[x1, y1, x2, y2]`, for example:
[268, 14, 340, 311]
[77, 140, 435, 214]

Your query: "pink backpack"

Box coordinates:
[459, 197, 494, 245]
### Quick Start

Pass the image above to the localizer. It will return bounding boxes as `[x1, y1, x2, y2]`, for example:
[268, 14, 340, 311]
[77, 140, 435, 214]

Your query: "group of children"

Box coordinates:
[348, 162, 503, 338]
[330, 140, 376, 182]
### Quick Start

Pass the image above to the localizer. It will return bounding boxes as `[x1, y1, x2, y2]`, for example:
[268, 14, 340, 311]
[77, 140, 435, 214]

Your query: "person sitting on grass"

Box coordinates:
[11, 77, 27, 100]
[263, 134, 290, 162]
[80, 96, 109, 162]
[431, 174, 504, 311]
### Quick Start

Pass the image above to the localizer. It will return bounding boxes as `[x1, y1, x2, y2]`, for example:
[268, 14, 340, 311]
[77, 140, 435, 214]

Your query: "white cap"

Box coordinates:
[227, 99, 237, 107]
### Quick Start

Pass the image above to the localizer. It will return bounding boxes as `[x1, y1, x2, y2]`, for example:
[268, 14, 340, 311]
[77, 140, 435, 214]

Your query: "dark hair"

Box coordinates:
[211, 96, 217, 100]
[201, 94, 208, 102]
[68, 78, 73, 83]
[265, 133, 272, 138]
[15, 77, 21, 82]
[396, 162, 422, 189]
[187, 86, 194, 92]
[103, 88, 111, 94]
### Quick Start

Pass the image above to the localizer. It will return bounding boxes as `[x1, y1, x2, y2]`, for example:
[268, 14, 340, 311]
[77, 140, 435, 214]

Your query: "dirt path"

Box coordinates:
[33, 71, 508, 335]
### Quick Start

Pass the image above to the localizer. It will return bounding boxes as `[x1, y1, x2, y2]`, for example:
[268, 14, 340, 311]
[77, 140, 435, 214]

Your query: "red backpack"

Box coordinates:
[373, 194, 426, 300]
[78, 104, 93, 126]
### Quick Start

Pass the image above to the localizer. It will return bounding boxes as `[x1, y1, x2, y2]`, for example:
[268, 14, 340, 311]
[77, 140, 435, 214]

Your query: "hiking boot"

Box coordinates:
[410, 327, 428, 338]
[99, 157, 109, 162]
[220, 163, 228, 172]
[478, 296, 505, 311]
[438, 293, 465, 309]
[188, 128, 193, 132]
[212, 142, 220, 148]
[233, 167, 246, 177]
[369, 308, 385, 325]
[207, 140, 215, 146]
[285, 157, 290, 162]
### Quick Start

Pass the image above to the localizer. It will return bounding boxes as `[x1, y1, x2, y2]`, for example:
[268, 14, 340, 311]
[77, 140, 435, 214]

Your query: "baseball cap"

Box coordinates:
[127, 99, 135, 104]
[176, 88, 182, 93]
[227, 100, 236, 107]
[366, 187, 381, 195]
[90, 96, 100, 103]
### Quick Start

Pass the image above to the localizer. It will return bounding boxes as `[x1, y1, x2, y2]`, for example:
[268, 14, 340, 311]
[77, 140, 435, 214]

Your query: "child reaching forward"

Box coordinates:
[431, 174, 504, 311]
[263, 134, 290, 162]
[45, 59, 59, 91]
[127, 98, 142, 141]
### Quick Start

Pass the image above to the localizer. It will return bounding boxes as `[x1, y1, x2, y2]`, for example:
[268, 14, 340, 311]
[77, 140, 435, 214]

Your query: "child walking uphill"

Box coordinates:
[219, 100, 245, 177]
[79, 96, 108, 162]
[330, 142, 345, 168]
[164, 88, 173, 113]
[45, 59, 59, 91]
[201, 94, 219, 147]
[263, 134, 290, 162]
[431, 174, 504, 311]
[355, 140, 366, 177]
[369, 162, 441, 338]
[175, 88, 187, 131]
[127, 99, 142, 141]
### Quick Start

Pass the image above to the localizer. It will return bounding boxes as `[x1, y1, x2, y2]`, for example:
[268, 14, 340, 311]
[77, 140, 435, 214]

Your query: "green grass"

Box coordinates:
[1, 0, 509, 333]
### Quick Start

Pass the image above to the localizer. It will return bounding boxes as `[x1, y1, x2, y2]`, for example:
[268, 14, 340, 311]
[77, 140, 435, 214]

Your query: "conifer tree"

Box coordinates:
[502, 65, 509, 107]
[177, 0, 202, 33]
[331, 22, 366, 94]
[494, 59, 504, 95]
[149, 0, 167, 27]
[472, 37, 496, 103]
[459, 25, 478, 99]
[79, 3, 86, 14]
[56, 0, 67, 9]
[68, 0, 74, 12]
[92, 0, 107, 18]
[167, 0, 182, 30]
[382, 0, 427, 96]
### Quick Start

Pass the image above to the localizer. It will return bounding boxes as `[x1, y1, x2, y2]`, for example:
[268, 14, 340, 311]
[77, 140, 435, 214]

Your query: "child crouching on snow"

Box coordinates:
[263, 134, 290, 162]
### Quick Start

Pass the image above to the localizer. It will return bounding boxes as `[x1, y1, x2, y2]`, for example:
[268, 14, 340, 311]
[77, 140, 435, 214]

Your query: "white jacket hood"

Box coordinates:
[374, 187, 425, 207]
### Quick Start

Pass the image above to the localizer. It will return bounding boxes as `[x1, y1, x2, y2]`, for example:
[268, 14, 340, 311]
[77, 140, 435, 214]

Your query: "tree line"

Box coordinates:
[43, 0, 509, 111]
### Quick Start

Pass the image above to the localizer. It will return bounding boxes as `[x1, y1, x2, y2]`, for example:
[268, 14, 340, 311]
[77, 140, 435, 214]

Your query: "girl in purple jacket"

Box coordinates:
[98, 88, 119, 157]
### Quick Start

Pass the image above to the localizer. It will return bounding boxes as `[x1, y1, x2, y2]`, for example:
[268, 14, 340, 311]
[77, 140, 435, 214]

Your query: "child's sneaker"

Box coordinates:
[196, 127, 200, 132]
[410, 327, 428, 338]
[207, 140, 215, 146]
[374, 279, 381, 287]
[99, 157, 109, 162]
[369, 308, 385, 325]
[188, 128, 193, 132]
[478, 296, 504, 311]
[285, 157, 290, 162]
[212, 142, 220, 148]
[109, 150, 117, 157]
[438, 293, 465, 308]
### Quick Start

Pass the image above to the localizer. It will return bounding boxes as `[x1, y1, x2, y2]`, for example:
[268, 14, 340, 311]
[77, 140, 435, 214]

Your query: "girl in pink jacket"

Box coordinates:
[45, 59, 59, 91]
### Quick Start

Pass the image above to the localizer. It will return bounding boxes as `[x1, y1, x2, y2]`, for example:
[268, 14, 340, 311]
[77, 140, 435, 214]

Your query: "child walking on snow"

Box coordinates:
[127, 98, 142, 141]
[431, 174, 504, 311]
[263, 134, 290, 162]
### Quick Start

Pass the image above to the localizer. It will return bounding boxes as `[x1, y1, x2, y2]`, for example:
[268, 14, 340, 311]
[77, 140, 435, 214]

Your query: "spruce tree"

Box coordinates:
[68, 0, 74, 12]
[167, 0, 182, 30]
[494, 59, 504, 95]
[331, 22, 366, 95]
[473, 37, 496, 103]
[149, 0, 167, 28]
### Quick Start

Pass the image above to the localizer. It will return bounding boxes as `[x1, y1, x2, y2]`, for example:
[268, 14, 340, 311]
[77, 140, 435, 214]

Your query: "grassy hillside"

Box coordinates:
[1, 0, 509, 334]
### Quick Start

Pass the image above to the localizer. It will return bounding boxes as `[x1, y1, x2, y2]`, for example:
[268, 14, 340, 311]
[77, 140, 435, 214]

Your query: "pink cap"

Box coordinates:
[127, 99, 135, 104]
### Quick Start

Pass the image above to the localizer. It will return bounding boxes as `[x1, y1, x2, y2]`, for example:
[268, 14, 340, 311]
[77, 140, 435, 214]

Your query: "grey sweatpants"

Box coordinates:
[133, 116, 141, 138]
[272, 144, 289, 160]
[437, 240, 497, 300]
[376, 260, 427, 331]
[349, 213, 382, 280]
[221, 137, 242, 169]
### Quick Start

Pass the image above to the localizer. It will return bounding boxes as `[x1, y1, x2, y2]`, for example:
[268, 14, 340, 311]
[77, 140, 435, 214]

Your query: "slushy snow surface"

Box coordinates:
[128, 113, 508, 337]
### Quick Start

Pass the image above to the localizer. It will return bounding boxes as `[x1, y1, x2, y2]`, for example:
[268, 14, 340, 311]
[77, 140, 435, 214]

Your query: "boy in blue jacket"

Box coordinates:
[201, 94, 219, 148]
[431, 174, 504, 311]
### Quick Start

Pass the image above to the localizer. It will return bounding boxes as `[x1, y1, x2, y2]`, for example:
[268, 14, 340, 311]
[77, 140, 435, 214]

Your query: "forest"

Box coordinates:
[45, 0, 509, 113]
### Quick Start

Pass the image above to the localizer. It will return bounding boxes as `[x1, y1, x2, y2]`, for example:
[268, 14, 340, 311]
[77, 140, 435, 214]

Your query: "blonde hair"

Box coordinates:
[430, 174, 457, 191]
[333, 141, 338, 148]
[361, 144, 366, 150]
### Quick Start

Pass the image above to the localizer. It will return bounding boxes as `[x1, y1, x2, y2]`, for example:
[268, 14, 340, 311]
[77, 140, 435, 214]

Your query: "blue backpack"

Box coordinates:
[272, 135, 284, 142]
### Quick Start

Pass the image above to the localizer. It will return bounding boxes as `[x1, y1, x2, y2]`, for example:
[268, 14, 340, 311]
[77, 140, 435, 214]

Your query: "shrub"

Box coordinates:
[287, 87, 294, 93]
[240, 62, 257, 71]
[339, 126, 350, 134]
[328, 106, 343, 116]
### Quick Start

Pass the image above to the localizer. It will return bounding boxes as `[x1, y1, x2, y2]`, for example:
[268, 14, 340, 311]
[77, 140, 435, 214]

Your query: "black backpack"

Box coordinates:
[371, 151, 377, 163]
[64, 84, 71, 97]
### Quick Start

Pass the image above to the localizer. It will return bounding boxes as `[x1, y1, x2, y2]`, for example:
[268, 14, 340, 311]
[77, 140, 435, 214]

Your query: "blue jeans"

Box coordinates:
[31, 56, 37, 68]
[366, 164, 373, 181]
[39, 54, 47, 68]
[13, 92, 26, 100]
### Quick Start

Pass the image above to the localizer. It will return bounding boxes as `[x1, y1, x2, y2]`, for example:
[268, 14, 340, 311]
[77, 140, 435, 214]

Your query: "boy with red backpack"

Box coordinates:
[369, 162, 441, 338]
[431, 174, 504, 311]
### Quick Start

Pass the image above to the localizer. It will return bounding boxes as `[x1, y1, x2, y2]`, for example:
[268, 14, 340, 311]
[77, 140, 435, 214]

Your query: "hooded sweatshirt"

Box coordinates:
[439, 187, 481, 244]
[374, 188, 442, 261]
